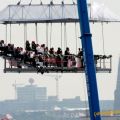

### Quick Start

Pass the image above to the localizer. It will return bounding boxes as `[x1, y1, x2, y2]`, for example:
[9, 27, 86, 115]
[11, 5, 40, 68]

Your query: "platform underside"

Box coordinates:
[4, 67, 111, 74]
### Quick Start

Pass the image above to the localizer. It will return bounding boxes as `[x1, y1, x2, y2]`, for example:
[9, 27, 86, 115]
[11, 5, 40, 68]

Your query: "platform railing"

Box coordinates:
[94, 55, 112, 71]
[3, 54, 112, 73]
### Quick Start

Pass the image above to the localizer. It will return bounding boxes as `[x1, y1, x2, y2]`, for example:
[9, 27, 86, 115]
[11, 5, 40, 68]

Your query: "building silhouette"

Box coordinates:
[17, 85, 47, 101]
[0, 78, 114, 114]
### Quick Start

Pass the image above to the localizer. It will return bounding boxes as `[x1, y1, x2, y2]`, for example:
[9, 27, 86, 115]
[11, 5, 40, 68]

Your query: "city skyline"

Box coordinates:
[0, 81, 113, 114]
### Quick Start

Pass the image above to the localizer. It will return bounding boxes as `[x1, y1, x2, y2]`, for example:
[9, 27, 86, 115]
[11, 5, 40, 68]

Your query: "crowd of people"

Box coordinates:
[0, 40, 84, 68]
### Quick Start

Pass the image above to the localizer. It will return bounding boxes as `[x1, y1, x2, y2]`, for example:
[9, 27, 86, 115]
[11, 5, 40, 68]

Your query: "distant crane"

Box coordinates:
[45, 74, 62, 100]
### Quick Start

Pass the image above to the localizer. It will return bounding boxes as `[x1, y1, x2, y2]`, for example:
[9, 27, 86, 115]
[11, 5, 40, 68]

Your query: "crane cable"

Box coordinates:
[75, 22, 78, 54]
[46, 23, 48, 47]
[24, 23, 27, 49]
[61, 22, 63, 49]
[35, 23, 38, 44]
[89, 0, 93, 20]
[61, 0, 64, 50]
[5, 24, 8, 44]
[50, 22, 52, 48]
[62, 2, 67, 50]
[10, 24, 11, 44]
[64, 22, 67, 50]
[72, 1, 78, 54]
[101, 22, 105, 55]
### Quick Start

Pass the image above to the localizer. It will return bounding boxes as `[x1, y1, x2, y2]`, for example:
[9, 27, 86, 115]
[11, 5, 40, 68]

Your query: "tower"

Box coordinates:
[45, 74, 62, 101]
[114, 57, 120, 110]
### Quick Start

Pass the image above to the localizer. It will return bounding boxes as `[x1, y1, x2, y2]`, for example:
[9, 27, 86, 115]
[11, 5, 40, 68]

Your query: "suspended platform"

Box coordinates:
[3, 54, 112, 74]
[0, 2, 115, 74]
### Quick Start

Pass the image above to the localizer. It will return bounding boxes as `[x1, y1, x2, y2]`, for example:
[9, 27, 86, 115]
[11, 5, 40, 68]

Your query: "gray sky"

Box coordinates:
[0, 0, 120, 102]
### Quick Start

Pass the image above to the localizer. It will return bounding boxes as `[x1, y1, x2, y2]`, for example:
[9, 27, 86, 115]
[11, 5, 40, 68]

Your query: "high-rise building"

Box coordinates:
[114, 57, 120, 110]
[17, 85, 47, 101]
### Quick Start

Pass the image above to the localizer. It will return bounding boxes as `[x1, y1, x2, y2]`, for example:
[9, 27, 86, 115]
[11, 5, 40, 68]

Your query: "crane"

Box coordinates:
[77, 0, 101, 120]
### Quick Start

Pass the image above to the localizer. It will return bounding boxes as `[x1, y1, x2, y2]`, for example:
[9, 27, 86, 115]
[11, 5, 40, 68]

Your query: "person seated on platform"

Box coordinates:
[49, 47, 55, 56]
[35, 55, 44, 67]
[36, 44, 45, 55]
[23, 51, 30, 64]
[49, 47, 56, 66]
[14, 47, 21, 59]
[44, 47, 48, 56]
[76, 48, 83, 68]
[63, 47, 70, 67]
[31, 41, 36, 52]
[3, 44, 8, 56]
[36, 44, 39, 54]
[0, 40, 5, 47]
[29, 51, 36, 67]
[78, 48, 84, 68]
[19, 47, 24, 61]
[56, 47, 63, 67]
[0, 40, 4, 46]
[44, 47, 49, 67]
[14, 47, 25, 61]
[94, 55, 99, 67]
[0, 40, 5, 55]
[40, 44, 45, 54]
[6, 44, 14, 57]
[25, 40, 31, 51]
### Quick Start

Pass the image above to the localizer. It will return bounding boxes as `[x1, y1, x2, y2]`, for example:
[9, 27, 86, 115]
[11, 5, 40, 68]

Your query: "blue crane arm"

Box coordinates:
[77, 0, 101, 120]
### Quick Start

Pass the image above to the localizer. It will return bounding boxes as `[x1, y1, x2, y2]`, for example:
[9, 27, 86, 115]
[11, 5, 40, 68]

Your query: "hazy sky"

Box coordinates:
[0, 0, 120, 103]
